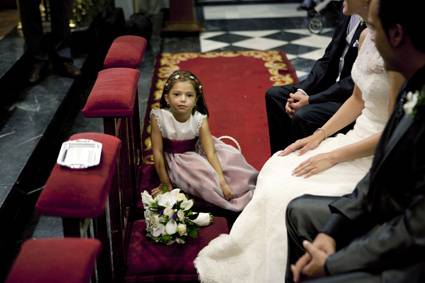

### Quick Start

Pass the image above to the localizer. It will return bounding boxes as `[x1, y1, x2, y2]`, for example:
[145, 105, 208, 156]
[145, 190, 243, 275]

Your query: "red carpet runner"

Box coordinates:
[141, 51, 297, 176]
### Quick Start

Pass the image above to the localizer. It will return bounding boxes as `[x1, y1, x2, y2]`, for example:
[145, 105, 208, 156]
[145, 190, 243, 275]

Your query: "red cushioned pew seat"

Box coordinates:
[5, 238, 101, 283]
[125, 217, 229, 283]
[82, 68, 140, 118]
[104, 35, 147, 69]
[36, 132, 121, 218]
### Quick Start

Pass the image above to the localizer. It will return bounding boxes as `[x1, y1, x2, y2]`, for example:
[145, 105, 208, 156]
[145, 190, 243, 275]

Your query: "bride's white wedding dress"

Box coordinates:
[195, 31, 389, 283]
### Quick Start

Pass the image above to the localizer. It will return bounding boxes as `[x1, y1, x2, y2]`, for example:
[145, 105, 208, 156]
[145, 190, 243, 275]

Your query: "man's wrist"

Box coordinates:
[297, 88, 309, 96]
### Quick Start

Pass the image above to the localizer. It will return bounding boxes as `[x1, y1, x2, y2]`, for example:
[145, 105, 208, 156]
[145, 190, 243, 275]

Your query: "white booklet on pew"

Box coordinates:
[57, 139, 102, 169]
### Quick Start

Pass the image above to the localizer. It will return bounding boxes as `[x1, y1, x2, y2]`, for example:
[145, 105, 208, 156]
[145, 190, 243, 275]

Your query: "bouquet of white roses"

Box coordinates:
[141, 188, 213, 245]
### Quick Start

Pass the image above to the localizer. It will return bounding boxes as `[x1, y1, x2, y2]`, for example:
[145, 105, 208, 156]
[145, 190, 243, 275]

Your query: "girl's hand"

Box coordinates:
[152, 183, 171, 197]
[220, 181, 234, 200]
[292, 152, 338, 178]
[279, 131, 324, 156]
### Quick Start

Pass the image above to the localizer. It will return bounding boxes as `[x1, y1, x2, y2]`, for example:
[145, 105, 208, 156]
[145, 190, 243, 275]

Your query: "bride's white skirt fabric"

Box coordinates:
[195, 132, 372, 283]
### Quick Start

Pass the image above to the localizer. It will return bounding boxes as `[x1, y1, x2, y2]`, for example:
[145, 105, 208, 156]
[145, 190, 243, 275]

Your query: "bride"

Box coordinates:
[194, 1, 405, 282]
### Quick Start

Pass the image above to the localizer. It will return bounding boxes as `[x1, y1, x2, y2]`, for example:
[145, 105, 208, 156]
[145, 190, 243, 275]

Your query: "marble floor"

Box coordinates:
[198, 3, 334, 78]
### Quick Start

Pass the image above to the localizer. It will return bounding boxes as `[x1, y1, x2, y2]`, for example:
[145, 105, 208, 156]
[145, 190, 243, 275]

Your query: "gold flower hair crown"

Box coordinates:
[164, 71, 203, 93]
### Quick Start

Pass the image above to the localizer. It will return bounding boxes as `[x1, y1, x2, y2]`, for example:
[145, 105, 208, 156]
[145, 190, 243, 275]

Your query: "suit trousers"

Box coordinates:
[285, 195, 425, 283]
[18, 0, 73, 60]
[265, 86, 342, 154]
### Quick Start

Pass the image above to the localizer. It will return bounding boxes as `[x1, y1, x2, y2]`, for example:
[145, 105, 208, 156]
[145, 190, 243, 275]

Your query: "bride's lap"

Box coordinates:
[255, 146, 372, 198]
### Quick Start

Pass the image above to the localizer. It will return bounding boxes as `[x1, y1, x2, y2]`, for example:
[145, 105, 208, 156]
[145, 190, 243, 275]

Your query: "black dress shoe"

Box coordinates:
[54, 61, 81, 78]
[28, 61, 49, 84]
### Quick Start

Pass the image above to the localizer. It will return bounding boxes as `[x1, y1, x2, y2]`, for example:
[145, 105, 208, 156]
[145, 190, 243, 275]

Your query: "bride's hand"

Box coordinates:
[292, 152, 338, 178]
[279, 132, 324, 156]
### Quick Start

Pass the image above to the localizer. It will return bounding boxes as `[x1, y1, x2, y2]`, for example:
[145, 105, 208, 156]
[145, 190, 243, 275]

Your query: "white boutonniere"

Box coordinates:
[403, 91, 419, 115]
[403, 86, 425, 118]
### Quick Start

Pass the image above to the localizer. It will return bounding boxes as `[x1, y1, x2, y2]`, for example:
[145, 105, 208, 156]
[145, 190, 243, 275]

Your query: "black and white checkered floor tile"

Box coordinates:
[199, 3, 335, 79]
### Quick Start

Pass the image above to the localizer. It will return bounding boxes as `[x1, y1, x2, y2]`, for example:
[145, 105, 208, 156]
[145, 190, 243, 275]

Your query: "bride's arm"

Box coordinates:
[293, 72, 405, 178]
[281, 29, 369, 157]
[280, 84, 365, 156]
[316, 83, 365, 139]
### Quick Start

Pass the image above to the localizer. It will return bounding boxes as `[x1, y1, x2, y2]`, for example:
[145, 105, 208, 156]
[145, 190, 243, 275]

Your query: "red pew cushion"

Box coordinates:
[126, 217, 229, 282]
[82, 68, 140, 117]
[36, 132, 121, 218]
[104, 35, 147, 69]
[5, 238, 101, 283]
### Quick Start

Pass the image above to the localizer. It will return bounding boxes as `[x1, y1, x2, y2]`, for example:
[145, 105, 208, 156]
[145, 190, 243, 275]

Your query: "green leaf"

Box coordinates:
[161, 184, 170, 193]
[187, 226, 199, 238]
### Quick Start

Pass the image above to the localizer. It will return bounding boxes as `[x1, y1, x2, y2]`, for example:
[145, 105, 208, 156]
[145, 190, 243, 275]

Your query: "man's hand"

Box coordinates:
[291, 233, 336, 282]
[291, 252, 311, 282]
[300, 240, 328, 279]
[288, 91, 309, 111]
[285, 90, 309, 117]
[285, 100, 295, 117]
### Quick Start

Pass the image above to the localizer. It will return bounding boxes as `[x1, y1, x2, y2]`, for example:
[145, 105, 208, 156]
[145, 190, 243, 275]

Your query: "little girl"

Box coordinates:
[150, 70, 258, 211]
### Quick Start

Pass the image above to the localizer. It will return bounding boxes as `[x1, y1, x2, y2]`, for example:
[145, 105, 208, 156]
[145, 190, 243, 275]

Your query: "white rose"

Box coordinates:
[176, 192, 187, 202]
[181, 199, 194, 211]
[163, 206, 174, 218]
[192, 213, 212, 227]
[141, 191, 154, 207]
[146, 213, 160, 228]
[144, 210, 152, 221]
[177, 210, 185, 222]
[157, 191, 177, 207]
[403, 91, 419, 115]
[177, 223, 187, 236]
[165, 219, 177, 235]
[158, 215, 167, 225]
[152, 223, 165, 237]
[176, 238, 185, 244]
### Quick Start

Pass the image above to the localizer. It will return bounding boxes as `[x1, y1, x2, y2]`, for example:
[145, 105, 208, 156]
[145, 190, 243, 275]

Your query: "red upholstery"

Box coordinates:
[5, 238, 101, 283]
[125, 217, 229, 282]
[82, 68, 140, 117]
[104, 35, 147, 69]
[36, 132, 121, 218]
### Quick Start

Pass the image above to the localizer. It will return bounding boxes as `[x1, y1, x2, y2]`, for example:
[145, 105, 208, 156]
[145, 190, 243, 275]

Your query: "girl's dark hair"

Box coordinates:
[378, 0, 425, 53]
[159, 70, 209, 116]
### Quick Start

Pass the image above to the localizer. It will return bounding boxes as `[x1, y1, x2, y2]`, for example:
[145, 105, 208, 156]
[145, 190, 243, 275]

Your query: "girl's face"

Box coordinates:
[343, 0, 369, 18]
[165, 81, 197, 118]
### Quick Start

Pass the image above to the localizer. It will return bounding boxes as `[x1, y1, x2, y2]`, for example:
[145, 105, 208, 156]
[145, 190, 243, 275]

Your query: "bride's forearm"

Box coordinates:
[330, 132, 381, 164]
[320, 85, 364, 138]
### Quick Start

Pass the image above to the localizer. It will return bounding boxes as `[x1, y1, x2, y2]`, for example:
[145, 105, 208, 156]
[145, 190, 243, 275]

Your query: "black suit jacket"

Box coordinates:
[294, 16, 365, 104]
[322, 65, 425, 278]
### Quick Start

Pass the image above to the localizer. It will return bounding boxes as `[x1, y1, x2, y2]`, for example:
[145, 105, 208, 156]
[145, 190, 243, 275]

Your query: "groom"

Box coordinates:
[285, 0, 425, 282]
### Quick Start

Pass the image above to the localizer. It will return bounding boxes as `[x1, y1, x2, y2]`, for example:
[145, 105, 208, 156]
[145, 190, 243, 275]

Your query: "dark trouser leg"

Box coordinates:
[304, 261, 425, 283]
[291, 101, 342, 141]
[17, 0, 46, 59]
[265, 85, 296, 154]
[48, 0, 73, 60]
[286, 195, 337, 283]
[304, 272, 380, 283]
